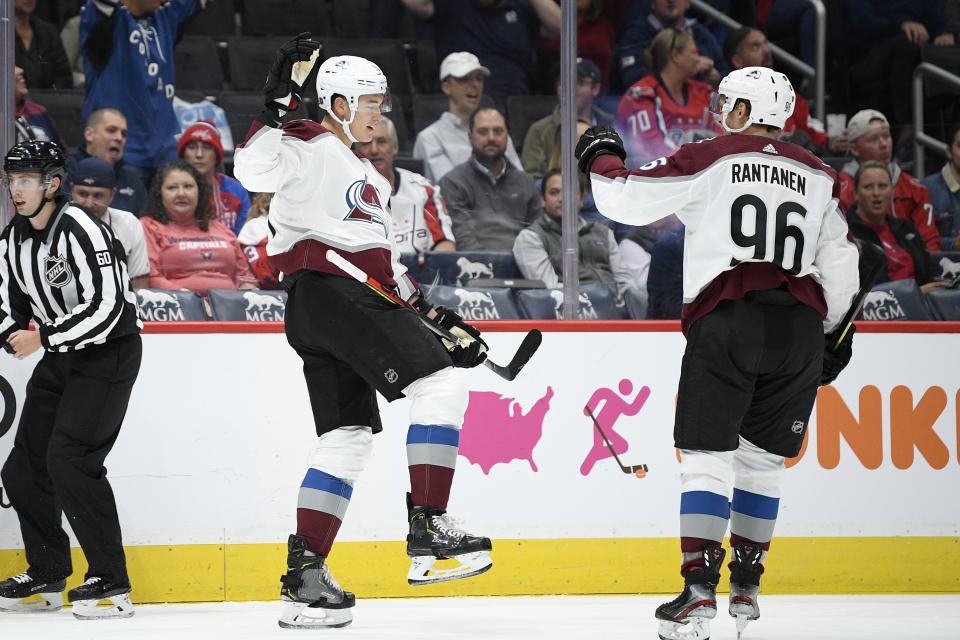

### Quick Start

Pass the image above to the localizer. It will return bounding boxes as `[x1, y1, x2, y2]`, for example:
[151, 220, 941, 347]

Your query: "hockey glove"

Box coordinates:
[432, 307, 488, 369]
[262, 32, 320, 113]
[821, 323, 855, 386]
[575, 126, 626, 174]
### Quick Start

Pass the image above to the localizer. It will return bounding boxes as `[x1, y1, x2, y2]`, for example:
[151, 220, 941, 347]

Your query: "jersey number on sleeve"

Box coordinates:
[729, 194, 807, 275]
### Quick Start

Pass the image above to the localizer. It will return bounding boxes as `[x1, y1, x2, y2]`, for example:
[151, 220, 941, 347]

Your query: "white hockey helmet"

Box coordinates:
[710, 66, 795, 134]
[316, 55, 391, 143]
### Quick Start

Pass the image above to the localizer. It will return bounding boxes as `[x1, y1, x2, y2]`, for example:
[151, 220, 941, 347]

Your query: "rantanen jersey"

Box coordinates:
[590, 135, 860, 334]
[233, 120, 416, 297]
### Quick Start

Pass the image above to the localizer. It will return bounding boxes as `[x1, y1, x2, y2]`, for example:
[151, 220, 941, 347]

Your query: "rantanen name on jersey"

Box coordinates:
[730, 162, 807, 196]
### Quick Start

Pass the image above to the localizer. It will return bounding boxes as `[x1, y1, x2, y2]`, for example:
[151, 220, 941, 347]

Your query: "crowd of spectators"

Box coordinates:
[7, 0, 960, 319]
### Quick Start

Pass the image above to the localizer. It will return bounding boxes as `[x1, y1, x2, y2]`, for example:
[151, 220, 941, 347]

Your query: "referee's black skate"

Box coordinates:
[728, 542, 763, 639]
[68, 576, 134, 619]
[278, 534, 354, 629]
[0, 570, 66, 612]
[405, 493, 492, 585]
[656, 545, 726, 640]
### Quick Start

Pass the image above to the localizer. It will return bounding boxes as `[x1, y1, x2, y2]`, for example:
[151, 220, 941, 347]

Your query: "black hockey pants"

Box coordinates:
[0, 333, 141, 584]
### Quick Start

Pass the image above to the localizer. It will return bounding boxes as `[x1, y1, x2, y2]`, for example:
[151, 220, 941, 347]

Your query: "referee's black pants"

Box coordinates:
[0, 333, 141, 584]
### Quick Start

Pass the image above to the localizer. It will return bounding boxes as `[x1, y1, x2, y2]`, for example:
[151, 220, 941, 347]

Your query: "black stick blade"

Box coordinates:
[484, 329, 542, 381]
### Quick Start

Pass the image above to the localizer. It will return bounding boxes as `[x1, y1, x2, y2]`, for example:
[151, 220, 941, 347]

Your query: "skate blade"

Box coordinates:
[72, 593, 134, 620]
[657, 617, 710, 640]
[0, 592, 64, 613]
[408, 551, 492, 585]
[278, 600, 353, 629]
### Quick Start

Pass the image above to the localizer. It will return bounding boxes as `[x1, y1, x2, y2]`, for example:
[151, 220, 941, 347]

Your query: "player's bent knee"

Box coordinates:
[405, 366, 468, 429]
[679, 449, 734, 495]
[308, 425, 374, 483]
[733, 438, 785, 497]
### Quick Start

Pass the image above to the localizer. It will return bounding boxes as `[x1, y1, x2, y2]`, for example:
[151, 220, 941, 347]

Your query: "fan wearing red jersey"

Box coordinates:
[578, 66, 859, 640]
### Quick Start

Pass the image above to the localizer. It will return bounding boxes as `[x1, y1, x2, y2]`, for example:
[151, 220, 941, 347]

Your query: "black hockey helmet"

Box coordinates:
[3, 140, 67, 188]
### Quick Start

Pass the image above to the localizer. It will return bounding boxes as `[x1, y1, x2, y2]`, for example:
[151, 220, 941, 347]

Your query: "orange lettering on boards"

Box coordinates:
[816, 386, 883, 469]
[890, 386, 949, 470]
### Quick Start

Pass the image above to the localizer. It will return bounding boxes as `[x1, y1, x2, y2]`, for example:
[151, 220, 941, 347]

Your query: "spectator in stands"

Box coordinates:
[400, 0, 561, 101]
[178, 120, 249, 236]
[237, 192, 281, 290]
[942, 0, 960, 33]
[615, 29, 719, 165]
[66, 107, 146, 215]
[522, 58, 614, 179]
[14, 0, 73, 89]
[761, 0, 817, 80]
[846, 161, 948, 295]
[140, 159, 257, 294]
[13, 65, 67, 151]
[536, 0, 616, 95]
[60, 12, 86, 88]
[838, 109, 940, 251]
[921, 124, 960, 250]
[513, 168, 634, 300]
[645, 223, 685, 319]
[356, 117, 456, 254]
[722, 26, 846, 153]
[80, 0, 204, 187]
[846, 0, 955, 138]
[413, 52, 523, 183]
[439, 106, 542, 251]
[618, 213, 683, 295]
[612, 0, 728, 94]
[69, 156, 149, 288]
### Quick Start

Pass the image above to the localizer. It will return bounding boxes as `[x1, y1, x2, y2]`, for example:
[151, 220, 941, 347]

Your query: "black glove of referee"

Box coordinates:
[821, 324, 855, 386]
[262, 32, 320, 112]
[432, 307, 488, 369]
[574, 126, 626, 174]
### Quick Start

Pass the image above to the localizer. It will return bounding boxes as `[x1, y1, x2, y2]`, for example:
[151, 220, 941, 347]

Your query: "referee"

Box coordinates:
[0, 141, 142, 619]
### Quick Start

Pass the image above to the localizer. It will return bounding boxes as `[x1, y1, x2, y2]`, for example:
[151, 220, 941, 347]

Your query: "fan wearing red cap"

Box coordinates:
[178, 120, 250, 236]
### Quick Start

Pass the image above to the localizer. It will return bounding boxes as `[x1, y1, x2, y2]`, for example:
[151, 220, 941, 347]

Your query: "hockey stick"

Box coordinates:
[830, 240, 886, 351]
[325, 249, 541, 381]
[585, 405, 647, 478]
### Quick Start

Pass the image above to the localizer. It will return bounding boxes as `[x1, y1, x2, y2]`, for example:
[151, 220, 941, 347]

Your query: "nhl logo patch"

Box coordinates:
[384, 369, 398, 383]
[791, 420, 805, 434]
[44, 255, 72, 288]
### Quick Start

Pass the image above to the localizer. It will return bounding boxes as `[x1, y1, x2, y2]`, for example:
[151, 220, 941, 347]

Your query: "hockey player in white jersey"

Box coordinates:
[233, 34, 492, 630]
[576, 67, 860, 640]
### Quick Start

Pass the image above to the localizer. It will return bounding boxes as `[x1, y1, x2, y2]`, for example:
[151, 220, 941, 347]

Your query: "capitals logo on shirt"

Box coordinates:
[344, 178, 387, 236]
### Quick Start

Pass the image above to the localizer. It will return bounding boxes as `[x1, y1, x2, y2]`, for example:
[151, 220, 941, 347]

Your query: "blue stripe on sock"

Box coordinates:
[732, 489, 780, 520]
[301, 469, 353, 500]
[406, 424, 460, 447]
[680, 491, 730, 519]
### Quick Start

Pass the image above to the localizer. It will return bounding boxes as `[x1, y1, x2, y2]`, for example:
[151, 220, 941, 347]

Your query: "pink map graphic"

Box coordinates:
[459, 387, 554, 474]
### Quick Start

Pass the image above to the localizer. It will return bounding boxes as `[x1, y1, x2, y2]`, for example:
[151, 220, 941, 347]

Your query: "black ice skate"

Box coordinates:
[656, 545, 726, 640]
[728, 542, 764, 639]
[0, 570, 66, 612]
[406, 493, 492, 585]
[68, 576, 134, 619]
[278, 534, 354, 629]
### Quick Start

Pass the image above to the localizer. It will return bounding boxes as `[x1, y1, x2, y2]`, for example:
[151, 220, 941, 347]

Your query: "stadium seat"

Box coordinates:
[207, 289, 287, 321]
[394, 155, 425, 175]
[183, 0, 237, 38]
[505, 95, 557, 152]
[422, 285, 521, 320]
[135, 289, 209, 321]
[385, 97, 411, 152]
[515, 284, 624, 320]
[241, 0, 332, 37]
[218, 91, 265, 146]
[860, 280, 932, 321]
[331, 0, 371, 38]
[321, 38, 415, 97]
[624, 287, 649, 320]
[412, 94, 449, 137]
[175, 36, 226, 92]
[226, 37, 289, 90]
[421, 251, 519, 286]
[26, 89, 85, 150]
[414, 40, 438, 93]
[924, 289, 960, 320]
[930, 252, 960, 283]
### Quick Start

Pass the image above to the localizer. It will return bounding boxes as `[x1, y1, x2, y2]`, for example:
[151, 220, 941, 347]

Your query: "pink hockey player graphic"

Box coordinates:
[459, 387, 554, 474]
[581, 379, 650, 475]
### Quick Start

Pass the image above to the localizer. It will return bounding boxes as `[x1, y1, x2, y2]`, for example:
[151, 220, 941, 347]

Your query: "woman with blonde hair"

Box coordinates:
[615, 28, 719, 164]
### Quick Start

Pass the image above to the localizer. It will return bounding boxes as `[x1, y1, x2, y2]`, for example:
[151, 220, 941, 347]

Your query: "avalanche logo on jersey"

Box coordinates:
[344, 178, 388, 237]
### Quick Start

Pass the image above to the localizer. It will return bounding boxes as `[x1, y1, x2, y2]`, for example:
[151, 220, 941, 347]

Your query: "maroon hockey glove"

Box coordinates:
[821, 324, 855, 385]
[575, 126, 626, 174]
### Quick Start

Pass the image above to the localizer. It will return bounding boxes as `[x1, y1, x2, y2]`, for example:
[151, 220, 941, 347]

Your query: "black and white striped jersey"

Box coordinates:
[0, 198, 142, 352]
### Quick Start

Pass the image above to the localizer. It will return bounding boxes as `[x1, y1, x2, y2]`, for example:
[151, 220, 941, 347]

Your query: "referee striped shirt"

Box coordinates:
[0, 198, 142, 352]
